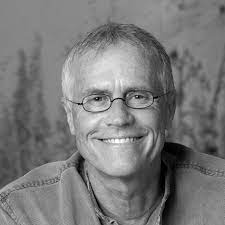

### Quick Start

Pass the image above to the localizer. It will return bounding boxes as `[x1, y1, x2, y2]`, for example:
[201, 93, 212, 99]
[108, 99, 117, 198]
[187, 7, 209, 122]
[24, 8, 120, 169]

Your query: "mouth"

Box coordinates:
[99, 136, 143, 144]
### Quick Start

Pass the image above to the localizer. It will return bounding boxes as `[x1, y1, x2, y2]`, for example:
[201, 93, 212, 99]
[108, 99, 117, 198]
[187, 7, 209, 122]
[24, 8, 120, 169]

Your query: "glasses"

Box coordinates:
[65, 90, 170, 113]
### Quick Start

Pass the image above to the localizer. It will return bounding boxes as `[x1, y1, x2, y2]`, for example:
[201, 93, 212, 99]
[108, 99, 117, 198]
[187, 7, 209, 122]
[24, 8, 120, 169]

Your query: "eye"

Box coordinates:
[133, 94, 145, 99]
[93, 96, 104, 101]
[84, 94, 109, 106]
[129, 92, 149, 101]
[126, 91, 152, 107]
[87, 95, 106, 102]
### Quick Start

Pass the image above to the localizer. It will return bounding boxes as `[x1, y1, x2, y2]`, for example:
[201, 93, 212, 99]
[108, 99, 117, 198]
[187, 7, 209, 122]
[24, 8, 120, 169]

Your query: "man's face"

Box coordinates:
[66, 43, 170, 177]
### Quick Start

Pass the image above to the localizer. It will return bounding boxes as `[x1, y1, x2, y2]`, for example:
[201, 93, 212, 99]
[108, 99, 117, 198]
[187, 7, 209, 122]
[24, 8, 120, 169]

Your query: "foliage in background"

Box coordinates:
[0, 33, 225, 188]
[169, 46, 225, 157]
[0, 34, 75, 188]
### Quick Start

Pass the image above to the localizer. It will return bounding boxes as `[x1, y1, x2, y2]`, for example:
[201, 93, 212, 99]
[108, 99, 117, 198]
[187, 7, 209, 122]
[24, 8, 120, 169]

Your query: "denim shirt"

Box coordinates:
[81, 157, 172, 225]
[0, 142, 225, 225]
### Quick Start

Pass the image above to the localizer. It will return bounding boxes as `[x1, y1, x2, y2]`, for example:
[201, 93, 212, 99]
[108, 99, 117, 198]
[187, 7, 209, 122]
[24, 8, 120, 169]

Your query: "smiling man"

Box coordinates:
[1, 23, 225, 225]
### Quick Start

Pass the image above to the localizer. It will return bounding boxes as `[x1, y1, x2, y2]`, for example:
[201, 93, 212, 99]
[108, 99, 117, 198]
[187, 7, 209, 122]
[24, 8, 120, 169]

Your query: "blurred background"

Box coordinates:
[0, 0, 225, 188]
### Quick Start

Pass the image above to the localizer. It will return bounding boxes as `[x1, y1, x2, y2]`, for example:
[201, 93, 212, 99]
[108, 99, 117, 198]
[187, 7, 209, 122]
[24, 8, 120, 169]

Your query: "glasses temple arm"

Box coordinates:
[153, 90, 175, 100]
[65, 98, 83, 105]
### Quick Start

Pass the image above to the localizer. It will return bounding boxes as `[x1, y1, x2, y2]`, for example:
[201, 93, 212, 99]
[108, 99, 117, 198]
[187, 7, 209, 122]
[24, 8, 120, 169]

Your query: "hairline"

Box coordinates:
[62, 24, 175, 104]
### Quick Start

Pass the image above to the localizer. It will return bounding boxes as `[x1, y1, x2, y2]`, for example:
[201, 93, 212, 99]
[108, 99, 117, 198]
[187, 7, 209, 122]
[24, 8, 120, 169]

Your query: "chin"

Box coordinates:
[100, 160, 143, 178]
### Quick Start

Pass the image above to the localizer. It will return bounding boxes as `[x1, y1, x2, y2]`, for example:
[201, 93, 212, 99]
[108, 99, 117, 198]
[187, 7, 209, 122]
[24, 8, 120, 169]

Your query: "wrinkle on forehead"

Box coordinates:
[71, 42, 164, 98]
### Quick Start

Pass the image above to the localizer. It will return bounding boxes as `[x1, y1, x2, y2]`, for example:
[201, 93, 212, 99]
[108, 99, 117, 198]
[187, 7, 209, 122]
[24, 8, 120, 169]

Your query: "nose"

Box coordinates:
[104, 98, 134, 127]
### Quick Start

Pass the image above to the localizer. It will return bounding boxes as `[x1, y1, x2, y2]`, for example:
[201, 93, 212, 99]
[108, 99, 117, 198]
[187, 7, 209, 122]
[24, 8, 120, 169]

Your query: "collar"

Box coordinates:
[81, 151, 173, 225]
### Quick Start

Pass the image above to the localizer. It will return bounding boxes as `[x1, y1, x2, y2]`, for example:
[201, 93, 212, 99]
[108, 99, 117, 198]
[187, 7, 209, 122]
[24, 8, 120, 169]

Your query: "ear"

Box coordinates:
[61, 97, 76, 135]
[165, 91, 176, 130]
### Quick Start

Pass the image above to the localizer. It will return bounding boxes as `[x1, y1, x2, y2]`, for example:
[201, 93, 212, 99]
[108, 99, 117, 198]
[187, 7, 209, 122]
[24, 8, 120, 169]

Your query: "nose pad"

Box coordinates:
[104, 98, 134, 127]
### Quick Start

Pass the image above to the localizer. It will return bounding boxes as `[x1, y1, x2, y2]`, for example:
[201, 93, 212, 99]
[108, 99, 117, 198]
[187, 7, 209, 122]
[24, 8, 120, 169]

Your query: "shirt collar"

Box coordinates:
[81, 151, 174, 225]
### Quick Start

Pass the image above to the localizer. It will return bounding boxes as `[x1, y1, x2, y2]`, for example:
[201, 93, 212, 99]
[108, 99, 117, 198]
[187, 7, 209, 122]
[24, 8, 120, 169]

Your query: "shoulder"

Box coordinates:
[0, 161, 62, 197]
[163, 142, 225, 224]
[164, 142, 225, 175]
[0, 151, 84, 224]
[0, 151, 82, 197]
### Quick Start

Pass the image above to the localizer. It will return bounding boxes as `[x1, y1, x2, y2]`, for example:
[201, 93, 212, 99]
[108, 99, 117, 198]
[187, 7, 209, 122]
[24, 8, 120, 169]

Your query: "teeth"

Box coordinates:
[102, 137, 140, 144]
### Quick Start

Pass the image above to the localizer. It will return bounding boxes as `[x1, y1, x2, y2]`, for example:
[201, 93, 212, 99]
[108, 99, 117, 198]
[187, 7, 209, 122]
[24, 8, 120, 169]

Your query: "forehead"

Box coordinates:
[71, 43, 162, 96]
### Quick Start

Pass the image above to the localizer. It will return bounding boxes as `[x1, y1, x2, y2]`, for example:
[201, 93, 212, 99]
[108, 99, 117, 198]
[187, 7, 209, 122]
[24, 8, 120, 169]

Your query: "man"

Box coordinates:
[0, 23, 225, 225]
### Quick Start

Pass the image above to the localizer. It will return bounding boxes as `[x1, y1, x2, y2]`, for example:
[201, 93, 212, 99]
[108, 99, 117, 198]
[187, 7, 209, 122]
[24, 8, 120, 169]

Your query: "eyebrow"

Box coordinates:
[124, 86, 152, 92]
[81, 85, 154, 97]
[81, 88, 110, 97]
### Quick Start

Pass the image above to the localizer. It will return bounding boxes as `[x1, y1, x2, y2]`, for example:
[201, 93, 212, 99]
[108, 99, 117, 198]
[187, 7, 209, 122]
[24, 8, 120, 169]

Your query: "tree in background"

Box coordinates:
[0, 105, 18, 187]
[169, 48, 208, 149]
[1, 34, 224, 188]
[27, 33, 51, 167]
[0, 32, 78, 188]
[0, 33, 52, 188]
[197, 44, 225, 157]
[169, 47, 225, 157]
[12, 49, 32, 175]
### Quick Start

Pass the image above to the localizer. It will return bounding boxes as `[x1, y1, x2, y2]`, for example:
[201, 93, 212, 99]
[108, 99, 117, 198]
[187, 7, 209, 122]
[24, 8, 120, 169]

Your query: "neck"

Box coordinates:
[86, 157, 162, 225]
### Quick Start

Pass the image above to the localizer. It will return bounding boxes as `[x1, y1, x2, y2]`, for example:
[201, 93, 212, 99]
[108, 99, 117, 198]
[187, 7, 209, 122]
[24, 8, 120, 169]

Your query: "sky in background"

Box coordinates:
[0, 0, 225, 121]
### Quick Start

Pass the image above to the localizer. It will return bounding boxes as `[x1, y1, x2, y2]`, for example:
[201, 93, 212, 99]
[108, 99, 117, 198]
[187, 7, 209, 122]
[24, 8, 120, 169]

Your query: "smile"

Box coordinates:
[100, 137, 142, 144]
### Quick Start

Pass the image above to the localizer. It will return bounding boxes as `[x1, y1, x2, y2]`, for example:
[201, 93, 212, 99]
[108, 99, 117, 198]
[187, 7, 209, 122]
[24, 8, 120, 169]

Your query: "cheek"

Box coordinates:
[73, 111, 99, 142]
[73, 115, 88, 141]
[73, 114, 95, 159]
[136, 108, 164, 131]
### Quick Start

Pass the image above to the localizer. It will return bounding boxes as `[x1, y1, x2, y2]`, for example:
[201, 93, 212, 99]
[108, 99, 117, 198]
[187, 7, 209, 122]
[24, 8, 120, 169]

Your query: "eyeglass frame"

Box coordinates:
[64, 90, 173, 113]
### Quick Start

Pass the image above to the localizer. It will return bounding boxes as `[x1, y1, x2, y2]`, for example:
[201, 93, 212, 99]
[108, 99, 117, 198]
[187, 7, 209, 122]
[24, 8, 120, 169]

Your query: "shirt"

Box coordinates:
[0, 142, 225, 225]
[81, 155, 172, 225]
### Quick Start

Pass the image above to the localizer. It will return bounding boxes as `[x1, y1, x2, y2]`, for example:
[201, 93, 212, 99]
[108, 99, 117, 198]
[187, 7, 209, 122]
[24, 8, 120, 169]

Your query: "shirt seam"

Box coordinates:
[175, 162, 225, 177]
[0, 199, 21, 225]
[0, 161, 77, 202]
[0, 161, 79, 224]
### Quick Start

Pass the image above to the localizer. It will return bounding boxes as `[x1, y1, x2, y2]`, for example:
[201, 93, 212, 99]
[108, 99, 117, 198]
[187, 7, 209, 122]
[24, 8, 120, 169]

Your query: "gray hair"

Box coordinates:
[62, 23, 175, 102]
